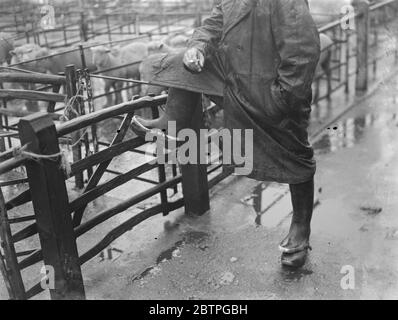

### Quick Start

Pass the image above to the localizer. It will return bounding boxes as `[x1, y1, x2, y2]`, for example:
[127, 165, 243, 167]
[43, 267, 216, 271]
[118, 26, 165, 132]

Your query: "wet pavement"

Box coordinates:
[60, 69, 398, 300]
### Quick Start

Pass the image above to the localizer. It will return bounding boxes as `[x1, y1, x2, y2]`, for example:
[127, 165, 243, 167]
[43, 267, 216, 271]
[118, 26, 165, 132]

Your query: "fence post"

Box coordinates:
[180, 97, 210, 216]
[135, 14, 140, 35]
[158, 8, 163, 33]
[194, 1, 202, 27]
[353, 0, 370, 94]
[0, 82, 11, 150]
[106, 14, 112, 43]
[80, 12, 88, 42]
[18, 113, 85, 300]
[0, 91, 5, 150]
[62, 20, 67, 46]
[0, 189, 26, 300]
[345, 31, 351, 94]
[65, 65, 84, 189]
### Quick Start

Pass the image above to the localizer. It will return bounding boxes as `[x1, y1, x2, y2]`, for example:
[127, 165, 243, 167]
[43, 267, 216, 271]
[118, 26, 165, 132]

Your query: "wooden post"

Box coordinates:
[62, 21, 67, 46]
[47, 84, 61, 113]
[353, 0, 370, 94]
[80, 12, 88, 42]
[65, 65, 84, 189]
[106, 14, 112, 43]
[326, 55, 332, 101]
[18, 114, 85, 300]
[135, 14, 140, 35]
[194, 1, 202, 27]
[78, 45, 87, 70]
[127, 9, 132, 34]
[151, 105, 169, 216]
[395, 41, 398, 65]
[180, 97, 210, 216]
[0, 82, 11, 150]
[158, 8, 163, 34]
[345, 31, 351, 94]
[91, 19, 95, 38]
[165, 13, 170, 34]
[0, 84, 5, 151]
[0, 120, 5, 151]
[13, 7, 18, 34]
[337, 26, 343, 82]
[43, 31, 48, 47]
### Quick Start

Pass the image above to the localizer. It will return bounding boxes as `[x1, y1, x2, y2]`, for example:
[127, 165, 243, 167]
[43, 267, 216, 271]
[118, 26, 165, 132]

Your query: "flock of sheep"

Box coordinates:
[0, 33, 189, 105]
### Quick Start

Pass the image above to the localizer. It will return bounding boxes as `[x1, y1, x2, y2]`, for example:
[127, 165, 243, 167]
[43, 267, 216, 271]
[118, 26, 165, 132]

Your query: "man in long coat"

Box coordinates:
[132, 0, 320, 268]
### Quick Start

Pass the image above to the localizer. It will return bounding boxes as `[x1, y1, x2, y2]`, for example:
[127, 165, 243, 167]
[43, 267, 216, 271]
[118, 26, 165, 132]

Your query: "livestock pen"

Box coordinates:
[0, 0, 211, 152]
[0, 89, 231, 299]
[310, 0, 398, 119]
[0, 0, 212, 49]
[0, 0, 398, 300]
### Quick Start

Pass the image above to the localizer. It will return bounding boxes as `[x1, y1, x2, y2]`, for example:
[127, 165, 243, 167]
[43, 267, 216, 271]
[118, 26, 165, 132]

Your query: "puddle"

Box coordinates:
[130, 240, 184, 283]
[314, 112, 397, 155]
[246, 183, 321, 227]
[156, 240, 184, 264]
[184, 230, 209, 243]
[360, 206, 383, 216]
[131, 266, 157, 283]
[240, 182, 288, 227]
[130, 230, 210, 283]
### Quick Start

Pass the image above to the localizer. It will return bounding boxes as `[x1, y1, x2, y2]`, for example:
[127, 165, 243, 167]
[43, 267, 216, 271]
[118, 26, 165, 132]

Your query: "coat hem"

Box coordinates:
[225, 165, 316, 185]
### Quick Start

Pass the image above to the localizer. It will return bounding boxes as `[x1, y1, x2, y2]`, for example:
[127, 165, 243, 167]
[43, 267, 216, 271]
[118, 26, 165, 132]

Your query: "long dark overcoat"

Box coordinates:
[144, 0, 321, 184]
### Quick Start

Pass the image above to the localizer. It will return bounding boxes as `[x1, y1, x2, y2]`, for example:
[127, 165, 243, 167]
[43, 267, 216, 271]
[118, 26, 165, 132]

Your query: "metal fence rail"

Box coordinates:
[0, 0, 211, 47]
[311, 0, 398, 107]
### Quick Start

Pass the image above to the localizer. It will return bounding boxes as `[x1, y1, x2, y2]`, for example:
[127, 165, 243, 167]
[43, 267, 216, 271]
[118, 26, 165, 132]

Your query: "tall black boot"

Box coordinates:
[280, 178, 314, 268]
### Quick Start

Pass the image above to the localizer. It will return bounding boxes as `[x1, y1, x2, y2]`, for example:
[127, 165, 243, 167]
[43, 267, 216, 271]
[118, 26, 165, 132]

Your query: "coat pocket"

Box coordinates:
[234, 73, 287, 127]
[269, 80, 291, 119]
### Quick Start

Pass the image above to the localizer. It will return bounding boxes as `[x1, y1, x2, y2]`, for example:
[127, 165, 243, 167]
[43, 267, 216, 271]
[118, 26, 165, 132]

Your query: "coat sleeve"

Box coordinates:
[270, 0, 320, 111]
[188, 0, 223, 57]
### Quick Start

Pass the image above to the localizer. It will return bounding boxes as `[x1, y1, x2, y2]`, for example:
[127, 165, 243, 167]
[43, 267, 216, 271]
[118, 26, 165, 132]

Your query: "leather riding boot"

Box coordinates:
[134, 88, 202, 133]
[280, 178, 315, 268]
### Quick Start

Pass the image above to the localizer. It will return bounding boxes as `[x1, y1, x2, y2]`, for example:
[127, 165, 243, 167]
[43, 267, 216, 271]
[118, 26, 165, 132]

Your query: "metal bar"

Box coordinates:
[0, 178, 28, 187]
[0, 90, 66, 103]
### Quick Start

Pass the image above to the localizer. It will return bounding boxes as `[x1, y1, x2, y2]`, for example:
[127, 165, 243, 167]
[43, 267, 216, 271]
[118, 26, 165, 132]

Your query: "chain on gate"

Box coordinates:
[80, 68, 99, 153]
[76, 69, 99, 159]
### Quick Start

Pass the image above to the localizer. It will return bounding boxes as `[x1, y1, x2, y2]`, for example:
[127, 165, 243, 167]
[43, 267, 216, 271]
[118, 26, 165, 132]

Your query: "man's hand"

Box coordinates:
[183, 48, 205, 73]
